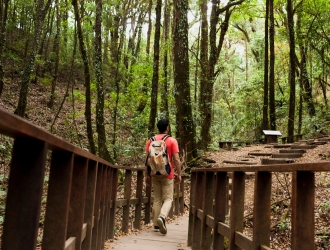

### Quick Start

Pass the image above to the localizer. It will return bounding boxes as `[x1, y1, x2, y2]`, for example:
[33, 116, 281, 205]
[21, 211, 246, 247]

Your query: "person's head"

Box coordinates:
[157, 119, 169, 133]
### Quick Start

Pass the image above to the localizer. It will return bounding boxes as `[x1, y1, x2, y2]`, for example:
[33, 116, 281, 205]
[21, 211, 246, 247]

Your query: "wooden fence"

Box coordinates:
[0, 108, 184, 250]
[188, 162, 330, 250]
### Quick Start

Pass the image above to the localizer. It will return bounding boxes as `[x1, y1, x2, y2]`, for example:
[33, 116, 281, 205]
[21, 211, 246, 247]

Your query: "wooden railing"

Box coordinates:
[0, 108, 185, 250]
[188, 162, 330, 250]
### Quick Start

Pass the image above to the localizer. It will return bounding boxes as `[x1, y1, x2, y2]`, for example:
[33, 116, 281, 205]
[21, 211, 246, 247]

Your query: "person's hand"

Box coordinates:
[175, 174, 182, 184]
[145, 175, 151, 186]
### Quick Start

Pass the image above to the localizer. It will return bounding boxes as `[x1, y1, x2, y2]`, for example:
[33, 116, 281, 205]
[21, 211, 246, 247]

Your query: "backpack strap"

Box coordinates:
[161, 134, 170, 141]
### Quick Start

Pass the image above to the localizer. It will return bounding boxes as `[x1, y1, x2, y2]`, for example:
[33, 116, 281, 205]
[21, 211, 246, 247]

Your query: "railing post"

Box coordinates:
[252, 171, 271, 249]
[43, 151, 74, 250]
[174, 181, 180, 215]
[144, 172, 152, 225]
[201, 171, 215, 249]
[180, 177, 185, 213]
[108, 167, 118, 239]
[192, 172, 204, 249]
[98, 166, 108, 248]
[67, 156, 88, 250]
[2, 138, 47, 250]
[134, 170, 144, 229]
[188, 172, 197, 246]
[229, 171, 245, 250]
[81, 160, 98, 250]
[122, 169, 132, 233]
[104, 166, 113, 240]
[291, 171, 314, 250]
[213, 171, 228, 250]
[91, 163, 103, 249]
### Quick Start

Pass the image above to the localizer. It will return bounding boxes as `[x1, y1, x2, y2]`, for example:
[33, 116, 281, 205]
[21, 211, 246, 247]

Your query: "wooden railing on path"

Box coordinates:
[188, 162, 330, 250]
[0, 108, 185, 250]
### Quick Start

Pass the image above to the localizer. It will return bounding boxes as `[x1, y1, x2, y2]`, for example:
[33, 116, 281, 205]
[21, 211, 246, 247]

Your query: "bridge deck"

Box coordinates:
[108, 215, 190, 250]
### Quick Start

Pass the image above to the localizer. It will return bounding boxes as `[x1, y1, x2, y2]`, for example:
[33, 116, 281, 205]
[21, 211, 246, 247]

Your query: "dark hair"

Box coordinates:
[157, 119, 169, 133]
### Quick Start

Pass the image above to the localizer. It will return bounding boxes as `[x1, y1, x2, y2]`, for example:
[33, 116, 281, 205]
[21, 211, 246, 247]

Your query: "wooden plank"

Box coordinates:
[188, 172, 197, 247]
[81, 223, 87, 242]
[98, 166, 108, 249]
[205, 215, 214, 228]
[201, 172, 214, 249]
[43, 151, 74, 250]
[261, 158, 294, 165]
[122, 170, 132, 233]
[229, 172, 245, 250]
[213, 172, 228, 250]
[108, 168, 119, 239]
[134, 171, 144, 229]
[67, 157, 88, 250]
[235, 231, 253, 249]
[291, 171, 314, 250]
[279, 149, 306, 154]
[192, 172, 204, 249]
[192, 161, 330, 173]
[81, 160, 97, 250]
[272, 153, 302, 159]
[1, 138, 47, 250]
[217, 222, 230, 238]
[253, 172, 271, 249]
[91, 164, 103, 249]
[65, 237, 76, 250]
[223, 160, 257, 165]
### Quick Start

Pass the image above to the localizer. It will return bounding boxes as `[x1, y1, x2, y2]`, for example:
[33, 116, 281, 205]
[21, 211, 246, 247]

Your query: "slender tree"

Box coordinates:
[48, 0, 61, 108]
[287, 0, 296, 142]
[148, 0, 162, 135]
[262, 0, 270, 130]
[72, 0, 96, 154]
[0, 0, 10, 97]
[94, 0, 112, 162]
[173, 0, 197, 161]
[15, 0, 52, 116]
[269, 0, 276, 130]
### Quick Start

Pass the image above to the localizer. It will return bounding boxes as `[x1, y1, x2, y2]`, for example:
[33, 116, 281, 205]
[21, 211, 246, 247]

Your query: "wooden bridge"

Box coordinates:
[1, 107, 330, 249]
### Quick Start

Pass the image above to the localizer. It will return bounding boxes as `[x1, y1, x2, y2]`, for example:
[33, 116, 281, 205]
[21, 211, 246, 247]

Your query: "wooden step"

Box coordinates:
[223, 160, 257, 165]
[279, 149, 306, 154]
[273, 144, 293, 148]
[248, 152, 273, 156]
[272, 153, 302, 158]
[261, 158, 295, 165]
[306, 141, 327, 145]
[291, 145, 317, 149]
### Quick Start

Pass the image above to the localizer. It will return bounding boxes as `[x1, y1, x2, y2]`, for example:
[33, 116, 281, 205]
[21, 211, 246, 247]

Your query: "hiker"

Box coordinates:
[145, 118, 182, 235]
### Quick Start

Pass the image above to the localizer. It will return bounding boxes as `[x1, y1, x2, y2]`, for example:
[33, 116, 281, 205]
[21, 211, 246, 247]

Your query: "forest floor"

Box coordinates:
[0, 80, 330, 249]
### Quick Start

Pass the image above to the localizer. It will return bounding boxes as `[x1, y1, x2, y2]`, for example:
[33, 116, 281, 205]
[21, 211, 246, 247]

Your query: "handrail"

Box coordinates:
[188, 162, 330, 250]
[0, 108, 185, 250]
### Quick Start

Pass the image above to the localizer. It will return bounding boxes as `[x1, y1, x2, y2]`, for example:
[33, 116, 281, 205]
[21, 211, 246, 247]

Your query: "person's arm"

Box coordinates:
[172, 152, 181, 183]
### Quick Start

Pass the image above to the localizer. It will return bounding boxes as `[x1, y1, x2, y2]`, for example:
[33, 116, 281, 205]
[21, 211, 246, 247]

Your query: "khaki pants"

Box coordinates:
[152, 177, 173, 225]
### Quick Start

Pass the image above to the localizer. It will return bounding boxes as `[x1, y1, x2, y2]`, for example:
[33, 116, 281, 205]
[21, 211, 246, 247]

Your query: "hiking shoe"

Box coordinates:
[154, 226, 159, 232]
[157, 216, 167, 235]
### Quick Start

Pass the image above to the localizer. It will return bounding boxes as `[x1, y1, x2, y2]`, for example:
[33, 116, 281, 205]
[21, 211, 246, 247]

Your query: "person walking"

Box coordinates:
[145, 119, 182, 235]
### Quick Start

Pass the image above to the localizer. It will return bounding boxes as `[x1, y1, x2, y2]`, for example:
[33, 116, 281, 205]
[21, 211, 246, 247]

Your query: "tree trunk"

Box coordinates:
[287, 0, 296, 142]
[94, 0, 112, 162]
[262, 0, 269, 130]
[48, 0, 60, 108]
[160, 0, 170, 117]
[148, 0, 161, 135]
[146, 0, 152, 55]
[173, 0, 197, 161]
[269, 0, 276, 130]
[72, 0, 96, 154]
[0, 0, 10, 97]
[15, 0, 52, 117]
